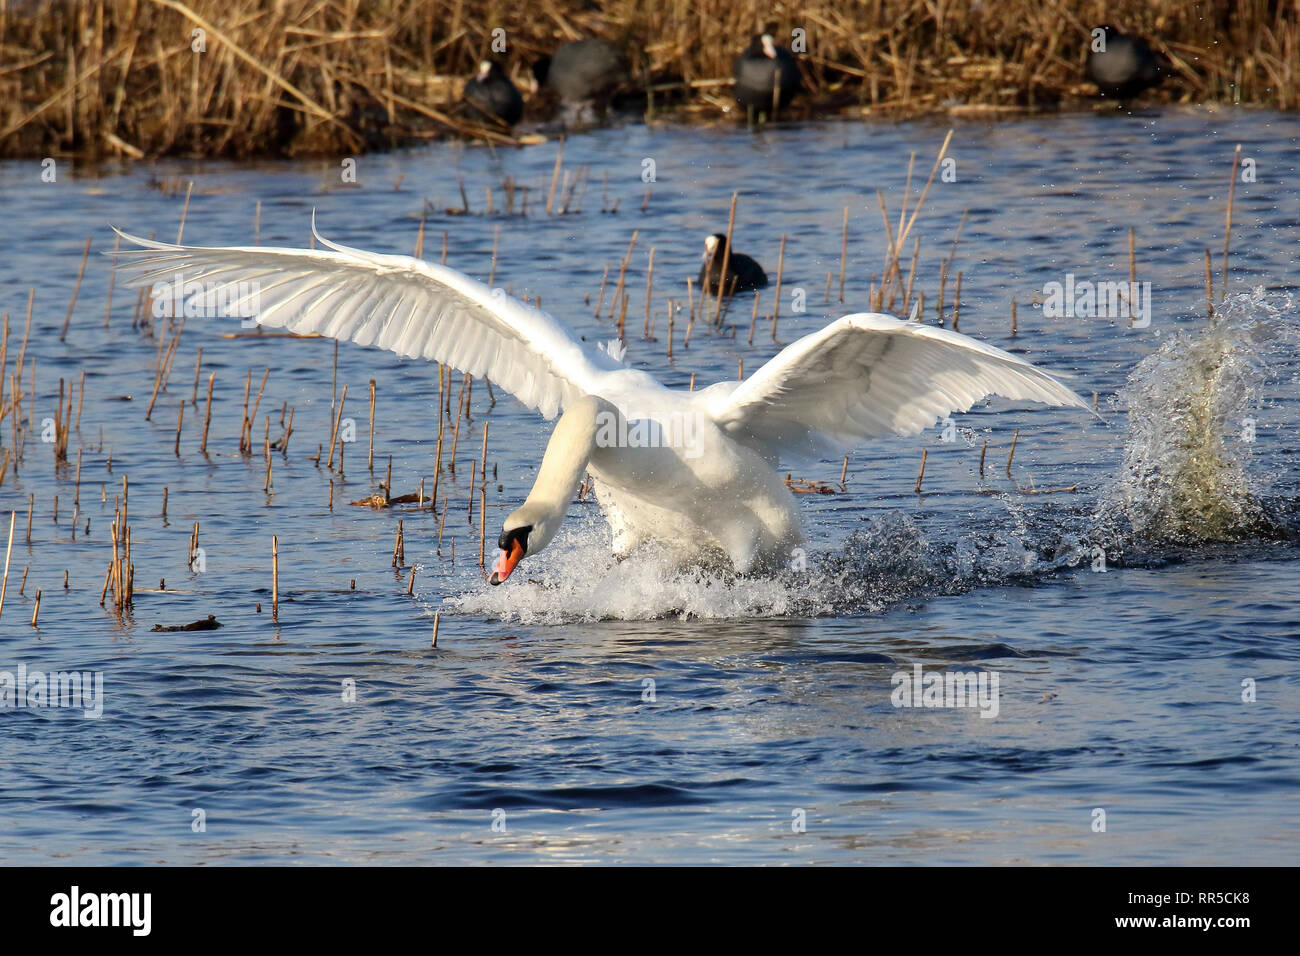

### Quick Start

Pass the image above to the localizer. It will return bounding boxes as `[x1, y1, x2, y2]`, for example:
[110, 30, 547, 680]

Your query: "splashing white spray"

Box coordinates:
[1103, 287, 1298, 543]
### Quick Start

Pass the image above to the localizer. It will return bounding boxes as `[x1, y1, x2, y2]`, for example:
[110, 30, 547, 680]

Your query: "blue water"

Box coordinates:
[0, 109, 1297, 864]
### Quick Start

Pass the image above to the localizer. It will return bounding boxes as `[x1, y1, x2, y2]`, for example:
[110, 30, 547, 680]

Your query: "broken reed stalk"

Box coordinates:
[479, 483, 486, 569]
[239, 369, 252, 451]
[431, 611, 440, 648]
[748, 291, 760, 344]
[914, 449, 927, 493]
[174, 402, 183, 456]
[903, 236, 921, 314]
[326, 384, 348, 471]
[30, 589, 40, 627]
[979, 439, 987, 477]
[840, 455, 850, 486]
[282, 406, 294, 456]
[609, 230, 639, 320]
[392, 519, 405, 568]
[466, 460, 477, 524]
[643, 247, 655, 338]
[0, 511, 14, 622]
[177, 181, 193, 243]
[437, 499, 448, 554]
[666, 298, 676, 359]
[1011, 300, 1018, 336]
[772, 233, 786, 340]
[595, 263, 609, 318]
[937, 259, 948, 325]
[432, 412, 444, 511]
[144, 331, 181, 421]
[953, 271, 963, 331]
[448, 374, 467, 473]
[368, 379, 376, 471]
[59, 236, 92, 342]
[248, 368, 270, 442]
[1006, 428, 1019, 476]
[713, 192, 738, 326]
[201, 372, 214, 453]
[271, 534, 279, 620]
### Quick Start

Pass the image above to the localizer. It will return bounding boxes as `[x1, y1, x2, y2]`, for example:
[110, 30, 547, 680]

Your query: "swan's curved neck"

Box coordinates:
[512, 395, 607, 552]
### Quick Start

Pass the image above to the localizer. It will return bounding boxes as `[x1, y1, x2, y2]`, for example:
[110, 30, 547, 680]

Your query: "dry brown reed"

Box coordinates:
[5, 1, 1292, 159]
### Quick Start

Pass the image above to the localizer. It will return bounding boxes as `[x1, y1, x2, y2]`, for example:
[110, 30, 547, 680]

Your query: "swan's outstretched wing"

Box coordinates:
[705, 312, 1091, 460]
[111, 221, 623, 419]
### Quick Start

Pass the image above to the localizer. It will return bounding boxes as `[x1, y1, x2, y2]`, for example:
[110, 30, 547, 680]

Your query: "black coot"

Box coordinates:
[1086, 26, 1165, 101]
[733, 34, 800, 114]
[531, 38, 626, 105]
[698, 234, 768, 296]
[462, 61, 523, 126]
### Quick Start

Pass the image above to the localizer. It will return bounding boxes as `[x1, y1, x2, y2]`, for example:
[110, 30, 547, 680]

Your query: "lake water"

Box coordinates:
[0, 108, 1297, 864]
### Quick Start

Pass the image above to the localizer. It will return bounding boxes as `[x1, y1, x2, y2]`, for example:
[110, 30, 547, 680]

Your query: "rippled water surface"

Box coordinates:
[1, 109, 1298, 864]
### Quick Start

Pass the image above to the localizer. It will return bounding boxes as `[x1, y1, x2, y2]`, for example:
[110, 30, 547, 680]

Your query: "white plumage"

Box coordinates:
[114, 220, 1090, 579]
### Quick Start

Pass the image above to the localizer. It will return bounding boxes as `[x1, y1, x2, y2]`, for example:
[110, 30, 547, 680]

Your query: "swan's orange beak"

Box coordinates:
[489, 538, 525, 585]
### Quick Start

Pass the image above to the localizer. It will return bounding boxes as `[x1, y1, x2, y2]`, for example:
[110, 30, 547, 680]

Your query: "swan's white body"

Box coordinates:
[114, 221, 1090, 578]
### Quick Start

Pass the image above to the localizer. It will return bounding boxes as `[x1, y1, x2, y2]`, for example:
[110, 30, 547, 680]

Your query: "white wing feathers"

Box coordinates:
[111, 222, 623, 419]
[707, 313, 1091, 460]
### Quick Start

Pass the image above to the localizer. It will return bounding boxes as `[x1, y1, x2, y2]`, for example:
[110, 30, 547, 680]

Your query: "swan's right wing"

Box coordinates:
[705, 312, 1091, 461]
[112, 221, 623, 419]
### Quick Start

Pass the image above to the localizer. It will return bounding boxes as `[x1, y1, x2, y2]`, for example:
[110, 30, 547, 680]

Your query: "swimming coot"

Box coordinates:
[530, 38, 627, 106]
[698, 234, 768, 296]
[1086, 26, 1165, 101]
[463, 60, 523, 126]
[734, 34, 800, 114]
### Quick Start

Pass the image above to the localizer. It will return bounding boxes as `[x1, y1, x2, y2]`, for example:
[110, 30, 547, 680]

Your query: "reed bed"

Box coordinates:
[1, 0, 1295, 159]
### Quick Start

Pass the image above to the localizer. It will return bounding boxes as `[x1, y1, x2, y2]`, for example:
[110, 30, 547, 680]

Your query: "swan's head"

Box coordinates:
[760, 34, 778, 58]
[489, 519, 532, 585]
[489, 503, 561, 585]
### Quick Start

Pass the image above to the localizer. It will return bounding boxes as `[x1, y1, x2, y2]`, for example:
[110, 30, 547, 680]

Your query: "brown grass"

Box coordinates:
[0, 0, 1296, 159]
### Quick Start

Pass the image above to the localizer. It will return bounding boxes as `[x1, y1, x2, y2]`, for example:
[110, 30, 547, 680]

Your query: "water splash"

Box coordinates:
[1101, 288, 1299, 544]
[447, 508, 1089, 623]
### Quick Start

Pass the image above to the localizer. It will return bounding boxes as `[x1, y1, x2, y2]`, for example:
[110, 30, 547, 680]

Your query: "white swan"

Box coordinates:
[113, 221, 1090, 584]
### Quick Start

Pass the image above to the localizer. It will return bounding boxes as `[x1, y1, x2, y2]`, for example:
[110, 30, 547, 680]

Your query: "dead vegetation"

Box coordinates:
[1, 1, 1296, 156]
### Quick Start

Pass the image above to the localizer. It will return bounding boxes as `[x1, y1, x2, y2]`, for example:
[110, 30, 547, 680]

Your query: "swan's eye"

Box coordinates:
[497, 525, 532, 554]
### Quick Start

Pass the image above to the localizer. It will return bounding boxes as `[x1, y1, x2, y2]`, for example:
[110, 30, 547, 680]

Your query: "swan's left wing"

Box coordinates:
[705, 312, 1091, 460]
[111, 220, 624, 419]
